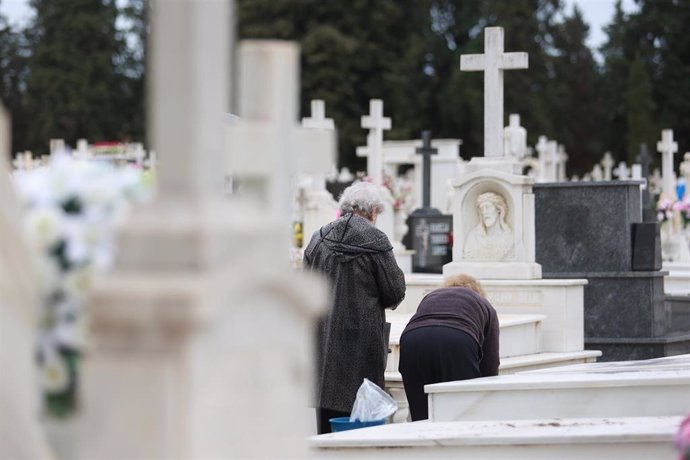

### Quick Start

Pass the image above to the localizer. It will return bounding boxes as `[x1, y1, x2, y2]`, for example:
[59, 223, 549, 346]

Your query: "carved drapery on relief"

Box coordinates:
[463, 191, 514, 261]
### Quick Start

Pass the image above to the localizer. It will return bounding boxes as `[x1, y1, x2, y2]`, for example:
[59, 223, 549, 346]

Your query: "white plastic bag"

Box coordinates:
[349, 378, 398, 422]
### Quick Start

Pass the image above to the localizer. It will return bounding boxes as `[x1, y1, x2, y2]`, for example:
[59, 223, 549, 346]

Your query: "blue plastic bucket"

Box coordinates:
[329, 417, 386, 432]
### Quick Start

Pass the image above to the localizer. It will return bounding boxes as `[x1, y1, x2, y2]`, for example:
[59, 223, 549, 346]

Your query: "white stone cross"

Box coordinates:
[657, 129, 678, 197]
[547, 140, 558, 182]
[460, 27, 528, 158]
[631, 164, 643, 182]
[504, 113, 527, 159]
[535, 135, 549, 181]
[302, 99, 335, 130]
[557, 144, 568, 182]
[228, 42, 335, 227]
[613, 161, 630, 180]
[301, 99, 336, 192]
[591, 164, 603, 181]
[601, 152, 614, 180]
[360, 99, 391, 186]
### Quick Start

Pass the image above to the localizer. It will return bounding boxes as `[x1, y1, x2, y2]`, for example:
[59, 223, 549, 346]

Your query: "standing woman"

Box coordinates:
[399, 274, 499, 421]
[304, 181, 406, 434]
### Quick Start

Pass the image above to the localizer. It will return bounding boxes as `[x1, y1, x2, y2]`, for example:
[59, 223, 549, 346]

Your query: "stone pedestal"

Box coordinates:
[534, 181, 690, 360]
[302, 189, 338, 243]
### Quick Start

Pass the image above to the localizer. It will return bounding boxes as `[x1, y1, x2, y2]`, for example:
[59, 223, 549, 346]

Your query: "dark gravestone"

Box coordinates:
[636, 143, 656, 222]
[404, 131, 453, 273]
[631, 222, 662, 270]
[534, 181, 690, 361]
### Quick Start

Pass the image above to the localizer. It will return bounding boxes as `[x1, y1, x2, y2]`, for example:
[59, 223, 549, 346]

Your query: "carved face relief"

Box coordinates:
[479, 201, 499, 229]
[463, 191, 514, 261]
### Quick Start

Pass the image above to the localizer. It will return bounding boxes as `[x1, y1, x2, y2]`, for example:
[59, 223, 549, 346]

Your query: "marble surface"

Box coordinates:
[310, 416, 680, 460]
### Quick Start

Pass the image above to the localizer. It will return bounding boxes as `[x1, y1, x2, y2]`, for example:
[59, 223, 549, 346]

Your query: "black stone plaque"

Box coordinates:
[407, 213, 453, 273]
[632, 222, 662, 271]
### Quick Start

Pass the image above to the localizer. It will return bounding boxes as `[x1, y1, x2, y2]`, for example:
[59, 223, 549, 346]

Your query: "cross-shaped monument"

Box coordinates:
[557, 144, 568, 182]
[360, 99, 391, 186]
[504, 113, 527, 159]
[601, 152, 614, 181]
[613, 161, 630, 180]
[636, 143, 652, 182]
[416, 130, 439, 210]
[656, 129, 678, 197]
[547, 140, 558, 182]
[535, 135, 549, 181]
[460, 27, 528, 163]
[302, 99, 335, 130]
[228, 45, 335, 228]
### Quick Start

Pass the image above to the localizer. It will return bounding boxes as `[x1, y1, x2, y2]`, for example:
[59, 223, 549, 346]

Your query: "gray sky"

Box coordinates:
[1, 0, 638, 51]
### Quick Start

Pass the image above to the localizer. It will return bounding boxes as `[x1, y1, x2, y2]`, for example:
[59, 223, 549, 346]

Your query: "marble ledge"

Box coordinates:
[544, 271, 668, 279]
[424, 369, 690, 393]
[405, 273, 588, 287]
[533, 180, 645, 189]
[309, 416, 681, 448]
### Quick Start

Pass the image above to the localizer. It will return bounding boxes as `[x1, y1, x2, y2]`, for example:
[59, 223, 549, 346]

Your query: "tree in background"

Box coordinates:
[238, 0, 434, 171]
[625, 55, 656, 164]
[0, 7, 30, 153]
[548, 5, 603, 174]
[24, 0, 129, 155]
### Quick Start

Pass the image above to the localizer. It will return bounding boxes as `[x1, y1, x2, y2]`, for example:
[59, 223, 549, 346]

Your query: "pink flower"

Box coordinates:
[676, 414, 690, 459]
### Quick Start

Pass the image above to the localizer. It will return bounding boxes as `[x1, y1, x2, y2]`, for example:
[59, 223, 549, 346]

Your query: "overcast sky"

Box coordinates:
[1, 0, 639, 51]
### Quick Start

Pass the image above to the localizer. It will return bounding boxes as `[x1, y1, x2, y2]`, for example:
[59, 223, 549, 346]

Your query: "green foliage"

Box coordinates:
[625, 55, 656, 164]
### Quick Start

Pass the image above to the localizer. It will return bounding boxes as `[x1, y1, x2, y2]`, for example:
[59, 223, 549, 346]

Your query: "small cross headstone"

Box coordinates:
[650, 168, 662, 194]
[656, 129, 678, 197]
[75, 139, 90, 160]
[360, 99, 391, 186]
[302, 99, 335, 130]
[591, 164, 603, 181]
[416, 130, 438, 210]
[301, 99, 336, 192]
[535, 136, 549, 181]
[631, 164, 642, 180]
[636, 143, 652, 181]
[547, 140, 558, 182]
[635, 144, 655, 220]
[49, 138, 65, 155]
[504, 113, 527, 159]
[601, 152, 614, 180]
[557, 144, 568, 181]
[460, 27, 528, 159]
[613, 161, 630, 180]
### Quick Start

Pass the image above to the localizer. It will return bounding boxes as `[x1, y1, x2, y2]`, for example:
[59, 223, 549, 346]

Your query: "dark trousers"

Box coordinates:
[399, 326, 481, 421]
[316, 407, 349, 434]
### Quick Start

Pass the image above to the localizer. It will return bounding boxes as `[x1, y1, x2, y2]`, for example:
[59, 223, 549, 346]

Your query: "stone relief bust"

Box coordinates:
[463, 191, 514, 261]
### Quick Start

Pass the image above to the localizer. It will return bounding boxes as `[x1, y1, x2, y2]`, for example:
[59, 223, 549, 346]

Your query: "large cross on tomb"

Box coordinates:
[460, 27, 528, 159]
[360, 99, 391, 186]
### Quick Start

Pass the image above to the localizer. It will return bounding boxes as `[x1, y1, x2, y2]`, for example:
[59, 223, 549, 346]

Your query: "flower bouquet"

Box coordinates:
[12, 153, 153, 417]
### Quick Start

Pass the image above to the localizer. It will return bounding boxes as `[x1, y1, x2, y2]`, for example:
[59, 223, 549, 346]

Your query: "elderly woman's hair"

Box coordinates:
[338, 181, 385, 218]
[443, 273, 486, 297]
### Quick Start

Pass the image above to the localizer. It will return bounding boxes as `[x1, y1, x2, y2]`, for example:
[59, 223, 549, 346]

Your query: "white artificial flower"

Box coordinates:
[23, 206, 65, 250]
[63, 266, 95, 299]
[40, 348, 70, 394]
[34, 255, 62, 296]
[52, 300, 88, 350]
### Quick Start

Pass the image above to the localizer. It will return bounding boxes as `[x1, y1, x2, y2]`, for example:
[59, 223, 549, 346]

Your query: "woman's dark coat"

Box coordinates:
[304, 213, 406, 413]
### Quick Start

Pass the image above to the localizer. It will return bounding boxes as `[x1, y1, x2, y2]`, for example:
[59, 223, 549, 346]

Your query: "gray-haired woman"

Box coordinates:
[304, 181, 406, 434]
